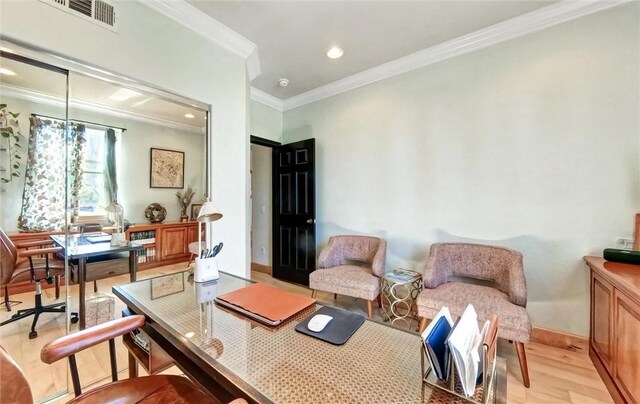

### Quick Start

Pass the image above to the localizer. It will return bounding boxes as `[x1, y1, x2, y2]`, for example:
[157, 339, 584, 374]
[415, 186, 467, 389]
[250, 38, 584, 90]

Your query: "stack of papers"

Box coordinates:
[421, 305, 490, 397]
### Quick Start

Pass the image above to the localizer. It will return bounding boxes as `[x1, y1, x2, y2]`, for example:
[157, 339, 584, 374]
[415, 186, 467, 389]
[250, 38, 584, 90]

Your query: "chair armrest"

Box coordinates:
[317, 237, 343, 269]
[41, 315, 145, 364]
[422, 243, 450, 289]
[18, 247, 63, 258]
[508, 259, 527, 307]
[371, 239, 387, 277]
[15, 240, 54, 249]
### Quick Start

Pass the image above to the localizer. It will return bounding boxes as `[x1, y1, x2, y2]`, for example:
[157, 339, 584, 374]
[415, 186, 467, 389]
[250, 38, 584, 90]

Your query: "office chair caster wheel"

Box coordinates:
[29, 331, 37, 339]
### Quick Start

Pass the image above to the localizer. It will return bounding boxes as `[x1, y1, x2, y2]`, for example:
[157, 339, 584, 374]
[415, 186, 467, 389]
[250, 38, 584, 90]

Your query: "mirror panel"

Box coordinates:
[0, 52, 71, 402]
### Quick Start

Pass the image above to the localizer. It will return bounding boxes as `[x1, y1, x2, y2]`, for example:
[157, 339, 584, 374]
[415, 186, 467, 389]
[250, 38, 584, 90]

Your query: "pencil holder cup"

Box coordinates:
[194, 256, 219, 283]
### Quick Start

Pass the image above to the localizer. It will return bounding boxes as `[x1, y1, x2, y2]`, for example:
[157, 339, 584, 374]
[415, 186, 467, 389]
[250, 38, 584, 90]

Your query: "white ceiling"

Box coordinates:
[189, 0, 555, 99]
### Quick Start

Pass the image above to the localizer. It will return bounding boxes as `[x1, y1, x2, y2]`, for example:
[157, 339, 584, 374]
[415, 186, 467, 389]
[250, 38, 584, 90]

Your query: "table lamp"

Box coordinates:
[194, 200, 223, 282]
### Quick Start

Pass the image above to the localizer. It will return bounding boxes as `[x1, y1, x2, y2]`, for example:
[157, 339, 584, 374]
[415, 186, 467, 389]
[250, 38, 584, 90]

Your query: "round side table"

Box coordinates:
[381, 269, 423, 330]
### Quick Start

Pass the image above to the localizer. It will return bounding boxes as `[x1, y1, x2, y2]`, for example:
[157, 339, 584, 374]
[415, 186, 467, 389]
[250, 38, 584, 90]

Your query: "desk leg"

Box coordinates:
[128, 352, 138, 379]
[78, 258, 86, 330]
[129, 250, 137, 282]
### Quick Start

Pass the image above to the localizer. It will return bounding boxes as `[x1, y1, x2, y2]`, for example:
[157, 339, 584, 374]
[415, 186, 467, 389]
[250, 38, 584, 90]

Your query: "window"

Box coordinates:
[77, 126, 120, 220]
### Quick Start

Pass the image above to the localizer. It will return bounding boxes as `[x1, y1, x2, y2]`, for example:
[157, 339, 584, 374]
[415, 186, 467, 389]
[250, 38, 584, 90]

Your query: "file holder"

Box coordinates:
[421, 315, 499, 404]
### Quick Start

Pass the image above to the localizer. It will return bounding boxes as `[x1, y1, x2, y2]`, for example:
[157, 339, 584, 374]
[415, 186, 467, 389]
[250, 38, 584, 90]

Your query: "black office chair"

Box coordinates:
[0, 228, 78, 339]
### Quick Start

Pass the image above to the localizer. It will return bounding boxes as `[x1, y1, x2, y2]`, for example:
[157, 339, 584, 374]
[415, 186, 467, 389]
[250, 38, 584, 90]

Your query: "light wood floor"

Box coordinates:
[0, 265, 613, 404]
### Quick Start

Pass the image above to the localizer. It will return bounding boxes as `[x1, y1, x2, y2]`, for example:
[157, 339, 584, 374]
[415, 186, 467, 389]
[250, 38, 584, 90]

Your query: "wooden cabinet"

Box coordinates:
[585, 256, 640, 404]
[126, 221, 198, 270]
[160, 226, 189, 260]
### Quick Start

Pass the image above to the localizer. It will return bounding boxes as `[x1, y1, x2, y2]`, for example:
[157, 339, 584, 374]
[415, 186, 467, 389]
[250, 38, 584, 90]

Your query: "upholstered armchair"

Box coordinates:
[309, 235, 386, 318]
[416, 243, 531, 387]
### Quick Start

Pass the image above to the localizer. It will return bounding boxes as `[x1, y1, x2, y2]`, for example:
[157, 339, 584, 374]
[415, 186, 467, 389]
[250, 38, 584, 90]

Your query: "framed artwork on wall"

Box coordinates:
[191, 203, 203, 220]
[150, 148, 184, 189]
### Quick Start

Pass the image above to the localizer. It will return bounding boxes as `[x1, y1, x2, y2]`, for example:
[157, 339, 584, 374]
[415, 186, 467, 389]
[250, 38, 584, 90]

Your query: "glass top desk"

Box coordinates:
[113, 272, 507, 404]
[51, 234, 143, 329]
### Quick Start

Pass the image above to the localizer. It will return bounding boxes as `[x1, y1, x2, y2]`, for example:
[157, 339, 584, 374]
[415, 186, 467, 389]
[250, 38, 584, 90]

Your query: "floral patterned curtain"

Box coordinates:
[17, 116, 85, 232]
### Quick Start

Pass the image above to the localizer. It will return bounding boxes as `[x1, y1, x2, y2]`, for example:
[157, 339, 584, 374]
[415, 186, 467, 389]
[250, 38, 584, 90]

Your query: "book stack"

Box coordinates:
[137, 247, 156, 264]
[130, 230, 156, 245]
[421, 305, 491, 398]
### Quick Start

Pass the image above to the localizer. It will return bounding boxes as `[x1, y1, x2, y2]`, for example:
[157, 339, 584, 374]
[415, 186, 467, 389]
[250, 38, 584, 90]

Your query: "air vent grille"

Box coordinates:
[40, 0, 117, 31]
[94, 0, 115, 26]
[69, 0, 91, 17]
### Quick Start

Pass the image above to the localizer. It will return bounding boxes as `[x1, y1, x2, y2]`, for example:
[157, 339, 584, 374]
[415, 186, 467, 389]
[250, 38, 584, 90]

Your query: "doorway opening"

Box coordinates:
[250, 136, 279, 279]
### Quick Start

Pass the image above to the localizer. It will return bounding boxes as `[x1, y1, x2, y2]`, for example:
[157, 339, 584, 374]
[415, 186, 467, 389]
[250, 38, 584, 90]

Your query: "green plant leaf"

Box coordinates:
[1, 178, 8, 183]
[1, 132, 10, 138]
[0, 104, 6, 109]
[2, 127, 13, 135]
[14, 143, 21, 148]
[12, 173, 19, 177]
[11, 112, 20, 118]
[15, 155, 21, 159]
[13, 164, 18, 169]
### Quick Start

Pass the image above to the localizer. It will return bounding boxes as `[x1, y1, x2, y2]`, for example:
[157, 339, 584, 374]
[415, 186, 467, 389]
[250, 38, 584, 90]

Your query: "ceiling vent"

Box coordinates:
[40, 0, 118, 32]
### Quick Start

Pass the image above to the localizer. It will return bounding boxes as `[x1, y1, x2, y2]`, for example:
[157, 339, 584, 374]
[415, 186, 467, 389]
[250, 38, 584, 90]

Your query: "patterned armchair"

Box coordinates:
[309, 236, 386, 318]
[416, 243, 531, 387]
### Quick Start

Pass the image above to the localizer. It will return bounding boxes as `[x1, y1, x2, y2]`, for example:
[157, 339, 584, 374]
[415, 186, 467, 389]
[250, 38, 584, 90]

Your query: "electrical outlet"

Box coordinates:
[260, 246, 266, 255]
[616, 238, 634, 249]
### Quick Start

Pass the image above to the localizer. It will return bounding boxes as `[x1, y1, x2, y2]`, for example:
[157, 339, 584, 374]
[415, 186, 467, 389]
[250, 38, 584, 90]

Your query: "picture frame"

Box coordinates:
[150, 148, 184, 189]
[191, 203, 203, 221]
[150, 273, 185, 299]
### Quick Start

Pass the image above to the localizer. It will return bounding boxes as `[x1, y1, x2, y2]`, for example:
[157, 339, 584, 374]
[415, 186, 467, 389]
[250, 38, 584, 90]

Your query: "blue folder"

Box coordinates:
[425, 316, 453, 380]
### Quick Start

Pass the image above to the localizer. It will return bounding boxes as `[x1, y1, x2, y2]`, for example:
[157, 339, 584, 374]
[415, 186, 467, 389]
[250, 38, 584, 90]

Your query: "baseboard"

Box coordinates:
[251, 262, 272, 275]
[530, 326, 588, 353]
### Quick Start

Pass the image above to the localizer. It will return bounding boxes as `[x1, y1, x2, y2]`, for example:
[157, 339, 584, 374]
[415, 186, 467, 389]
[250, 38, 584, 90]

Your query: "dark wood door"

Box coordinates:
[273, 138, 316, 285]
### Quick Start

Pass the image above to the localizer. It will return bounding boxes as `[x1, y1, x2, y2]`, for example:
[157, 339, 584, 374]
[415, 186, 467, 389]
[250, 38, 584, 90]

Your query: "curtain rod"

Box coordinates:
[32, 113, 127, 132]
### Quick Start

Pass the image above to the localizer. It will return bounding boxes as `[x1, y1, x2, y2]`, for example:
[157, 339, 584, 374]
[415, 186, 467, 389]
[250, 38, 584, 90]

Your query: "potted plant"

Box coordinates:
[176, 186, 195, 222]
[0, 104, 25, 183]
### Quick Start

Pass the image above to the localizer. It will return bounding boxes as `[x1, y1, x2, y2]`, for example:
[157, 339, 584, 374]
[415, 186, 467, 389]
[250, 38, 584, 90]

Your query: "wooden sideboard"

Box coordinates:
[125, 221, 198, 270]
[585, 256, 640, 404]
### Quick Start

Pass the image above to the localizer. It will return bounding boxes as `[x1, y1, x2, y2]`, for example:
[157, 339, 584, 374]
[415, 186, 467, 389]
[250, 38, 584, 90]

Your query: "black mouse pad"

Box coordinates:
[295, 306, 365, 345]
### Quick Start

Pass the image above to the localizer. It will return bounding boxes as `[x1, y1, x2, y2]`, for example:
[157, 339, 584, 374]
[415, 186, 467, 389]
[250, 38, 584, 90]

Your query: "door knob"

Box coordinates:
[306, 218, 314, 224]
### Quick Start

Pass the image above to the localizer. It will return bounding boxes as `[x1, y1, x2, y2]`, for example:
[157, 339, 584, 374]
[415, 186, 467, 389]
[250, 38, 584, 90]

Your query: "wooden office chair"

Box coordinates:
[0, 228, 78, 339]
[0, 315, 247, 404]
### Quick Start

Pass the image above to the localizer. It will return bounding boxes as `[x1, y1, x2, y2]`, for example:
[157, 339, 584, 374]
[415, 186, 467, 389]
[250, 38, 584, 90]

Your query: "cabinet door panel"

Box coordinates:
[592, 273, 613, 367]
[160, 227, 189, 260]
[614, 290, 640, 403]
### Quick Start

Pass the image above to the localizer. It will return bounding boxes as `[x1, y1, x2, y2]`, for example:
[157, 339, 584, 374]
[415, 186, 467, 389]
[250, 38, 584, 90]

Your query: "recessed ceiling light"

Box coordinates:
[326, 47, 344, 59]
[0, 68, 17, 76]
[184, 113, 195, 119]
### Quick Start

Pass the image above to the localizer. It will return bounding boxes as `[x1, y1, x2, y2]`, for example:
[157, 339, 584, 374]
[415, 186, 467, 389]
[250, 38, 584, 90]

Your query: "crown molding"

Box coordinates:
[250, 87, 284, 112]
[2, 85, 204, 134]
[139, 0, 261, 81]
[283, 0, 630, 111]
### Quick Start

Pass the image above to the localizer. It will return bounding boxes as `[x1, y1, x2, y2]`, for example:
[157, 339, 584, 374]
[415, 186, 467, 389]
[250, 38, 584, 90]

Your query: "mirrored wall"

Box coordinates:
[0, 42, 209, 401]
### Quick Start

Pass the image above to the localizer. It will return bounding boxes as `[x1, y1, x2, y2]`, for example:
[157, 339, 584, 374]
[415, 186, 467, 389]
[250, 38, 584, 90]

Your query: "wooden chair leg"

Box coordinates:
[516, 342, 530, 388]
[367, 300, 373, 318]
[418, 317, 428, 334]
[93, 281, 98, 293]
[55, 276, 60, 299]
[311, 290, 317, 298]
[333, 293, 337, 299]
[377, 294, 382, 308]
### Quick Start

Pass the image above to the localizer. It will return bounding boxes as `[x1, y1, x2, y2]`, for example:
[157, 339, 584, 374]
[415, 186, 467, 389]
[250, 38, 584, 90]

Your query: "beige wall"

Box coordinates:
[283, 4, 640, 335]
[0, 0, 250, 276]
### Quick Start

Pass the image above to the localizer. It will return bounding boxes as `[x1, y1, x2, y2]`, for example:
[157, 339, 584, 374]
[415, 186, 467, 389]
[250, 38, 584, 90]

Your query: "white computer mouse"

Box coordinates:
[307, 314, 333, 332]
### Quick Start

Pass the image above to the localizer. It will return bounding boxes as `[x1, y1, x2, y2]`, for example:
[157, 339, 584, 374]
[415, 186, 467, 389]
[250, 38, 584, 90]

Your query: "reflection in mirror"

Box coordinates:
[0, 53, 71, 402]
[1, 47, 208, 399]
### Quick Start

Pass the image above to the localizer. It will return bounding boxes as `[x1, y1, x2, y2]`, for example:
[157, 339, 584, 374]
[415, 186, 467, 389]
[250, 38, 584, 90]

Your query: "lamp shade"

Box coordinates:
[197, 201, 223, 223]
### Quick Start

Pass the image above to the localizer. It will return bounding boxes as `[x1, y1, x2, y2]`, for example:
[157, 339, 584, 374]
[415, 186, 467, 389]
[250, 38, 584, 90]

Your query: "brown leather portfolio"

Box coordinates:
[215, 283, 316, 325]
